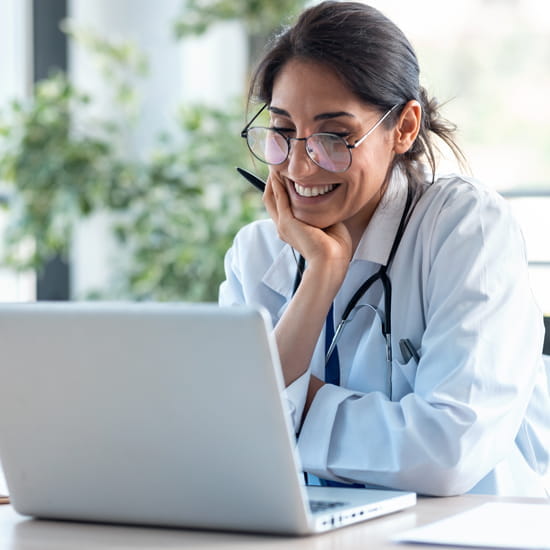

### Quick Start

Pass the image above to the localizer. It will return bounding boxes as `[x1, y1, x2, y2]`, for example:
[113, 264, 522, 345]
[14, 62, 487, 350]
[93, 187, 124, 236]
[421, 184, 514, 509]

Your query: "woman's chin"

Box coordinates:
[292, 209, 333, 230]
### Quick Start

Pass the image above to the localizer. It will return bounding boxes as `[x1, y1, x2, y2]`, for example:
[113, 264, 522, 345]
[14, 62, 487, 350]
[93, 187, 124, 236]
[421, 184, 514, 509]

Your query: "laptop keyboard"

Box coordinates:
[309, 500, 347, 513]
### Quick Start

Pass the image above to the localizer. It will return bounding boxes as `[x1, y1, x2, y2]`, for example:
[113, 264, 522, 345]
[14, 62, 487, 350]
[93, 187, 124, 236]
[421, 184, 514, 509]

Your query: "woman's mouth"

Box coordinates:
[293, 182, 338, 197]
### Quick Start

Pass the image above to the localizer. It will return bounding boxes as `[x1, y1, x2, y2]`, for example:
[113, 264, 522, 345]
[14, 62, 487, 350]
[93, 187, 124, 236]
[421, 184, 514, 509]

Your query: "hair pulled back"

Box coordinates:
[249, 1, 464, 184]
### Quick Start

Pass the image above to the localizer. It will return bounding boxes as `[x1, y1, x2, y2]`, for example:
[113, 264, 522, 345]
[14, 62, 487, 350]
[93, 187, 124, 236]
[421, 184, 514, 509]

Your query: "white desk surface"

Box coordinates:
[0, 494, 547, 550]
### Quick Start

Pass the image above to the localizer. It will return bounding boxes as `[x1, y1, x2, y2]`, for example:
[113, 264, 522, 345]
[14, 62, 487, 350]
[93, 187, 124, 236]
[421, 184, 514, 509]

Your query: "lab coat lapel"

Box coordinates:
[353, 168, 409, 265]
[262, 245, 299, 301]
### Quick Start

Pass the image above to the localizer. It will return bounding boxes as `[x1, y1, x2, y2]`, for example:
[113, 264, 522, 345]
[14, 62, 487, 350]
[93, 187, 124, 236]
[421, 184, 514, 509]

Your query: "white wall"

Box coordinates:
[69, 0, 185, 159]
[0, 0, 35, 302]
[180, 20, 247, 106]
[68, 0, 184, 297]
[67, 0, 247, 298]
[0, 0, 32, 103]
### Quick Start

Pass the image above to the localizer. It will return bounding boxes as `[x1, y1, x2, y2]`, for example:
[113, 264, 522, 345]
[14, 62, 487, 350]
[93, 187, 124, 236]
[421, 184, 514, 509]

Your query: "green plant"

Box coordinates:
[0, 72, 263, 300]
[0, 0, 312, 301]
[0, 73, 122, 269]
[0, 27, 152, 272]
[110, 102, 264, 301]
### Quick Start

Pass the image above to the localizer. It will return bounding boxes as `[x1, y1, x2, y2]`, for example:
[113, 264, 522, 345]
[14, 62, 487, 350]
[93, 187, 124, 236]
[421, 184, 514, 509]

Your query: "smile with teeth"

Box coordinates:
[294, 182, 338, 197]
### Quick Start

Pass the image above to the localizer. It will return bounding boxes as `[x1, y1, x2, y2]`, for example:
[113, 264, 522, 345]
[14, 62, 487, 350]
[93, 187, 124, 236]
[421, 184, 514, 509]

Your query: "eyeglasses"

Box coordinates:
[241, 104, 398, 173]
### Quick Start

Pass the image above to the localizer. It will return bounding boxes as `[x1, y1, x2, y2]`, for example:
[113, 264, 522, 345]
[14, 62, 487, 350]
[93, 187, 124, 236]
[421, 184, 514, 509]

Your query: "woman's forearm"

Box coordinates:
[274, 260, 346, 386]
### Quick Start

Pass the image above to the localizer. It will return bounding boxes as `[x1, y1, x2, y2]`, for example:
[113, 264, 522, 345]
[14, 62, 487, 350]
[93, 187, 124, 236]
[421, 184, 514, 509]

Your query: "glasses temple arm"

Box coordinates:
[351, 104, 400, 149]
[241, 103, 268, 137]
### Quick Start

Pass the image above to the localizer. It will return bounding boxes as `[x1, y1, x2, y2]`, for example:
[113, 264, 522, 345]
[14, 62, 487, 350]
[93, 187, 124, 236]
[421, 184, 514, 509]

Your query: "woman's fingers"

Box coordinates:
[267, 174, 306, 246]
[264, 172, 353, 267]
[262, 175, 279, 225]
[264, 173, 297, 241]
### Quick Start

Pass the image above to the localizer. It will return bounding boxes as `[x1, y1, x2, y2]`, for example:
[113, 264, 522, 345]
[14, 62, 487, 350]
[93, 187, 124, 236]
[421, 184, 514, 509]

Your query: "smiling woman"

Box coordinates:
[219, 1, 550, 498]
[263, 59, 413, 239]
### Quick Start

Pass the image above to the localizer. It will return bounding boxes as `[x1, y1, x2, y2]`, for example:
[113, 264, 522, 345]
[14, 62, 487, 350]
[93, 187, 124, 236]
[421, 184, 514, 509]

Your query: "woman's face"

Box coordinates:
[269, 59, 397, 238]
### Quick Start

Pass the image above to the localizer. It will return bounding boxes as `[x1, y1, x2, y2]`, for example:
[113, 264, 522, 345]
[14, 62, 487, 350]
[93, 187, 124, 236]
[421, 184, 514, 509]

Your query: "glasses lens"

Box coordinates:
[247, 128, 288, 165]
[306, 134, 351, 172]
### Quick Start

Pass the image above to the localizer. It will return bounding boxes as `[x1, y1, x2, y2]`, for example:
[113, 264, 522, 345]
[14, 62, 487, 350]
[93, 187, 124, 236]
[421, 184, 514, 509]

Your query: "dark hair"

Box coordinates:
[248, 1, 465, 185]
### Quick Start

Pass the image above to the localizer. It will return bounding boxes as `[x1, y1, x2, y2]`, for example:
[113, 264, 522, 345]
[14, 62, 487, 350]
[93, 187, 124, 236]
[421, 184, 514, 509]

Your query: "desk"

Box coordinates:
[0, 495, 547, 550]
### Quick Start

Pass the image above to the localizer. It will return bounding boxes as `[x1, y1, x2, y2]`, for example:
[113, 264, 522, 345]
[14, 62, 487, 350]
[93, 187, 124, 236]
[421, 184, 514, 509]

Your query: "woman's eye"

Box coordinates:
[271, 127, 295, 135]
[318, 127, 352, 137]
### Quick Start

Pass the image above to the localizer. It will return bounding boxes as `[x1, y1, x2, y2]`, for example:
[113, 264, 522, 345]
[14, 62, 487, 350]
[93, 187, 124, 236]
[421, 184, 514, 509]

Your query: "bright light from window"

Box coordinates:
[368, 0, 550, 192]
[366, 0, 550, 314]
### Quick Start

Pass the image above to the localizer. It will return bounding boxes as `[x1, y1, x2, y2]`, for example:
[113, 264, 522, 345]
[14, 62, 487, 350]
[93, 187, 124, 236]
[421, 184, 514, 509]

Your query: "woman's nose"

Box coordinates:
[286, 138, 317, 178]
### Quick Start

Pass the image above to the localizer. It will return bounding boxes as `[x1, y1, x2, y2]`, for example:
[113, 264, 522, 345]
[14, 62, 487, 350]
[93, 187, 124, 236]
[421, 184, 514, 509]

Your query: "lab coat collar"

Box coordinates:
[352, 167, 409, 266]
[262, 244, 300, 300]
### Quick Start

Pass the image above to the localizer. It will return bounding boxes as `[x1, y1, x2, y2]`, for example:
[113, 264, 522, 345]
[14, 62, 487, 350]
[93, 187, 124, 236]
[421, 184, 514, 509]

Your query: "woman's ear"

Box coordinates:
[393, 100, 421, 154]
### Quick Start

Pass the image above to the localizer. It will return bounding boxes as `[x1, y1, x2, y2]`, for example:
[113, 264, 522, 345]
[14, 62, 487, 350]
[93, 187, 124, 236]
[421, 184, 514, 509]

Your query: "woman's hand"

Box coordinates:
[262, 171, 351, 396]
[263, 172, 353, 276]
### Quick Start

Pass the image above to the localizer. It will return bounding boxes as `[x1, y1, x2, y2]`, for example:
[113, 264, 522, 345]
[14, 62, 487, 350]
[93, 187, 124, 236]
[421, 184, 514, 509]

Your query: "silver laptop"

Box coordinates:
[0, 302, 415, 535]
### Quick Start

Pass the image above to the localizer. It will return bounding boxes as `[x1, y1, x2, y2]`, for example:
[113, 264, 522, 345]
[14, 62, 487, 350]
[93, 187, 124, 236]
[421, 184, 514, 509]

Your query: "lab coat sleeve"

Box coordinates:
[298, 183, 545, 496]
[219, 223, 310, 432]
[218, 243, 245, 307]
[283, 371, 311, 433]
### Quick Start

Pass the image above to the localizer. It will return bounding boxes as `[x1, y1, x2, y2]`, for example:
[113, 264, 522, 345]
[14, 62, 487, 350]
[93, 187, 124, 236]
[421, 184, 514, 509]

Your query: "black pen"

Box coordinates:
[236, 167, 266, 192]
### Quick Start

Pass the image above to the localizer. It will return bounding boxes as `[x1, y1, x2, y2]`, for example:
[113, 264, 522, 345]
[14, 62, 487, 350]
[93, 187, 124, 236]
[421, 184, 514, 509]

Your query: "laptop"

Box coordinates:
[0, 302, 415, 535]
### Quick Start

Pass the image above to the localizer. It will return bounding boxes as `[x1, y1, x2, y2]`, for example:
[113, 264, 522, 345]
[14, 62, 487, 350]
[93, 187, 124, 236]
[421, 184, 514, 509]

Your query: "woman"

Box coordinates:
[219, 1, 550, 496]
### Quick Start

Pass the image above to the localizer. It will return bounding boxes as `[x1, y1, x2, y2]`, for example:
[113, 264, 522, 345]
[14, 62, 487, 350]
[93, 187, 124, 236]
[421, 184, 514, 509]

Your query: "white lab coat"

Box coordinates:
[219, 169, 550, 497]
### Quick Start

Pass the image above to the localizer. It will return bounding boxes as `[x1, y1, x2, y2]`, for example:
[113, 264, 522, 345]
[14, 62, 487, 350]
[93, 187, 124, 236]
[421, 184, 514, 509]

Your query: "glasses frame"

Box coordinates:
[241, 103, 400, 173]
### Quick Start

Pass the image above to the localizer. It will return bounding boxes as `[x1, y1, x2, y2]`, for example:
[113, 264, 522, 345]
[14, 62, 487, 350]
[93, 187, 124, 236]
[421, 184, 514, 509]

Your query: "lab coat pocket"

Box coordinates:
[391, 355, 419, 399]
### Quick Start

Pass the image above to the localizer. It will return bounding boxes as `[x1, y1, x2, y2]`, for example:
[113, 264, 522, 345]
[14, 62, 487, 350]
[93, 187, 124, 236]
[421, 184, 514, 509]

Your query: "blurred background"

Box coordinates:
[0, 0, 549, 326]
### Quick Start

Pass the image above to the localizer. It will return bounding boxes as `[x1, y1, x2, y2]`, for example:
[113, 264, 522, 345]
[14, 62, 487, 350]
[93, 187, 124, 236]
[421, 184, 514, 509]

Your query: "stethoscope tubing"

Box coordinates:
[235, 166, 415, 398]
[293, 185, 414, 397]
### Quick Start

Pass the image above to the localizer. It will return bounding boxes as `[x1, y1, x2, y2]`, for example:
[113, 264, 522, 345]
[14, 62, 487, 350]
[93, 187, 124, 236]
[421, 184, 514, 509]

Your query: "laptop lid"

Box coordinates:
[0, 302, 414, 535]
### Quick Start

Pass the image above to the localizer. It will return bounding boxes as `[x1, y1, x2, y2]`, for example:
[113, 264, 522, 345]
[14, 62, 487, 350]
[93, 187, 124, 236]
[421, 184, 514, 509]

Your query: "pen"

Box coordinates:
[236, 167, 266, 192]
[399, 338, 420, 363]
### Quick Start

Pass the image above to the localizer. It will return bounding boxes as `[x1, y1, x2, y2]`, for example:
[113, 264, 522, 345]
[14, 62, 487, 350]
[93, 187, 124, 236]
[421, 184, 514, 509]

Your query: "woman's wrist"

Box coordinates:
[300, 258, 348, 297]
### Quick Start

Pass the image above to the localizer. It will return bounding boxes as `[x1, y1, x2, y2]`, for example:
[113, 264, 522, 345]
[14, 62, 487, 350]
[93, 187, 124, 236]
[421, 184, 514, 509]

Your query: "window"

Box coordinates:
[367, 0, 550, 314]
[0, 0, 35, 301]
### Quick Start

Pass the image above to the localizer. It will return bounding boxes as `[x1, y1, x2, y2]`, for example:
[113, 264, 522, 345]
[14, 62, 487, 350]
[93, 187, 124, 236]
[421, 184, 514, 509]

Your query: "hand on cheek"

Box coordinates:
[264, 174, 352, 278]
[264, 173, 302, 246]
[263, 173, 284, 227]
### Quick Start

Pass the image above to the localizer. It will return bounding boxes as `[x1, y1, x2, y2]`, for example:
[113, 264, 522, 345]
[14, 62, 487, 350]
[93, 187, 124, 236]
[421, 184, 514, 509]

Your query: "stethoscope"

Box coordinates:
[292, 185, 414, 398]
[237, 166, 415, 397]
